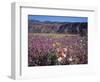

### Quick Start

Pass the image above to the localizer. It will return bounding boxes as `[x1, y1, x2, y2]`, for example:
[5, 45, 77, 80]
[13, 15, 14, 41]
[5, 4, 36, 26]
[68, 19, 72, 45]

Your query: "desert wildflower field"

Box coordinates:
[28, 15, 88, 66]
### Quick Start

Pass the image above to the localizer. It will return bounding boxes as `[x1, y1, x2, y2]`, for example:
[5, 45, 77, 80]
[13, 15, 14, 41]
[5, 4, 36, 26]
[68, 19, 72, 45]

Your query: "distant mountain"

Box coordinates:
[28, 20, 87, 36]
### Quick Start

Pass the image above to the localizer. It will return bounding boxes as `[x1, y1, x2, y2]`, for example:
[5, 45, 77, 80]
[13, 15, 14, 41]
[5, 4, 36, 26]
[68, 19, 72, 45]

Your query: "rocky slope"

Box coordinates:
[28, 20, 87, 36]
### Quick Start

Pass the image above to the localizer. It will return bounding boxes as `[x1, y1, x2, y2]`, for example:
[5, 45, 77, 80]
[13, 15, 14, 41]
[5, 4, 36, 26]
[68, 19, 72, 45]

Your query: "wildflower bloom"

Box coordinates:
[63, 48, 68, 52]
[69, 57, 73, 61]
[52, 43, 56, 47]
[56, 47, 68, 63]
[55, 42, 61, 46]
[28, 33, 87, 66]
[58, 57, 63, 62]
[80, 40, 83, 42]
[52, 42, 61, 47]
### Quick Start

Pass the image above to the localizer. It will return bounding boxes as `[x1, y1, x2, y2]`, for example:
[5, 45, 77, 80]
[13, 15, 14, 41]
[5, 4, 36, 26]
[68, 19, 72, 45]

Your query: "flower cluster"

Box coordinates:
[28, 34, 88, 66]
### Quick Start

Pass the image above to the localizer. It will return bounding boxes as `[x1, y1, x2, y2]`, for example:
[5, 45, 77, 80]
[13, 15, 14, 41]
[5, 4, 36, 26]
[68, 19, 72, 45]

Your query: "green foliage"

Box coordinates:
[46, 50, 58, 65]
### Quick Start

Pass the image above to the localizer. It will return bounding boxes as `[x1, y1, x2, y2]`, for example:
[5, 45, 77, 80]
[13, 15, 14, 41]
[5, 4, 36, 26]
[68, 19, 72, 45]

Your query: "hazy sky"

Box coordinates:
[28, 15, 87, 22]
